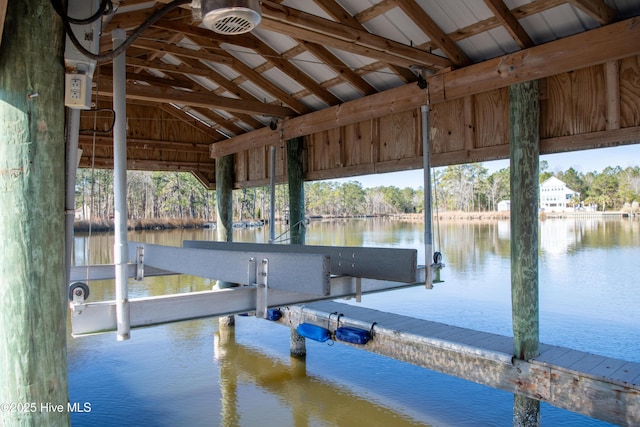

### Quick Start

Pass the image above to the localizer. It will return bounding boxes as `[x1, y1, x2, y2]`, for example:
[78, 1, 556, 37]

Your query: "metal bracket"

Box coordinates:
[135, 245, 145, 281]
[247, 257, 256, 286]
[256, 258, 269, 318]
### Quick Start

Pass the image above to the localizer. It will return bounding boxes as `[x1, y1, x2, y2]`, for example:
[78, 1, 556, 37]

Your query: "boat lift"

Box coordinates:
[68, 242, 426, 337]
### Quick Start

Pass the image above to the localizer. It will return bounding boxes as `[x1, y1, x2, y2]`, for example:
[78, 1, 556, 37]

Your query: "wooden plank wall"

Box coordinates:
[233, 55, 640, 188]
[78, 101, 217, 186]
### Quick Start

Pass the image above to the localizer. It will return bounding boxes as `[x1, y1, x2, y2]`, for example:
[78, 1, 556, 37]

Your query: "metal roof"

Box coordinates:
[67, 0, 640, 184]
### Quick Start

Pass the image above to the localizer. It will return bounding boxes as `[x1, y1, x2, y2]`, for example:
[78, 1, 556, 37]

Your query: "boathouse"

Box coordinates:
[1, 1, 640, 426]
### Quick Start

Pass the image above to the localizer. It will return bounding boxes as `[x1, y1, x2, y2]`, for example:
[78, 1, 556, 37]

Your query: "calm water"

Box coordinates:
[68, 218, 640, 426]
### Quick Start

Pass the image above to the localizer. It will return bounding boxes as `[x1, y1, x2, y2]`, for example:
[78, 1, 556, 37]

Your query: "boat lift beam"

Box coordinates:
[69, 242, 424, 337]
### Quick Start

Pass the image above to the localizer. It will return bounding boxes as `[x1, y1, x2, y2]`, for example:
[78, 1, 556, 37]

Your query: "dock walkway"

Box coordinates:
[279, 301, 640, 426]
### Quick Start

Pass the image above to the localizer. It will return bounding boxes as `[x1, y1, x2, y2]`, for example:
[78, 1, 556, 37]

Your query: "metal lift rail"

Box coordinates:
[68, 241, 425, 337]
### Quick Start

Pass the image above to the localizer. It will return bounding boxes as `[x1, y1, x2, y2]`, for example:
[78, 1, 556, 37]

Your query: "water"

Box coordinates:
[68, 218, 640, 426]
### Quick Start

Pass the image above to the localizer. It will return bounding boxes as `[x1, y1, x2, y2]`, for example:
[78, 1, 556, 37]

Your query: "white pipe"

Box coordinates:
[421, 104, 433, 289]
[113, 28, 130, 340]
[65, 109, 81, 288]
[269, 146, 276, 243]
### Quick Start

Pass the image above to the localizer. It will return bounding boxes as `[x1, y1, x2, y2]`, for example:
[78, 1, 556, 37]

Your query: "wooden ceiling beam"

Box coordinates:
[148, 29, 311, 114]
[312, 0, 416, 83]
[96, 76, 296, 117]
[259, 1, 452, 70]
[148, 20, 314, 114]
[191, 40, 313, 115]
[353, 0, 396, 23]
[567, 0, 617, 24]
[209, 17, 640, 158]
[396, 0, 471, 66]
[210, 82, 426, 158]
[483, 0, 534, 49]
[302, 41, 377, 96]
[434, 17, 640, 102]
[78, 135, 212, 153]
[157, 104, 234, 138]
[80, 156, 215, 172]
[130, 38, 234, 64]
[248, 37, 342, 107]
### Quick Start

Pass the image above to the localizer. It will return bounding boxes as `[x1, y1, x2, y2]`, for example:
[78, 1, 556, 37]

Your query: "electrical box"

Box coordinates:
[64, 0, 100, 109]
[65, 73, 92, 109]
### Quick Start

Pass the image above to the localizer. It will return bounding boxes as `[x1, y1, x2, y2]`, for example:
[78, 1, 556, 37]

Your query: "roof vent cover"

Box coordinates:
[201, 0, 261, 35]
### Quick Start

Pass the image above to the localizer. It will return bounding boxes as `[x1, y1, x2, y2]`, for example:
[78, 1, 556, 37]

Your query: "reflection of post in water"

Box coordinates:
[214, 321, 239, 427]
[213, 319, 427, 427]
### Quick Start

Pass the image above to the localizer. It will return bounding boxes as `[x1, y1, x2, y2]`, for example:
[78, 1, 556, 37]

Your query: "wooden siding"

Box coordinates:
[78, 101, 217, 187]
[232, 55, 640, 188]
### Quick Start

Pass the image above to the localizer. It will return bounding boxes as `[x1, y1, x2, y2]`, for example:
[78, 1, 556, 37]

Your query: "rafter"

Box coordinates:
[353, 0, 396, 23]
[302, 41, 377, 96]
[247, 36, 342, 106]
[150, 18, 317, 113]
[568, 0, 617, 24]
[396, 0, 471, 66]
[312, 0, 416, 83]
[96, 77, 295, 117]
[78, 135, 212, 153]
[209, 17, 640, 158]
[483, 0, 534, 49]
[259, 1, 452, 70]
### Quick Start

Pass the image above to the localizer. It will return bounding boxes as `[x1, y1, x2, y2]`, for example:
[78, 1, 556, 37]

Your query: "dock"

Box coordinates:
[277, 300, 640, 426]
[67, 241, 640, 425]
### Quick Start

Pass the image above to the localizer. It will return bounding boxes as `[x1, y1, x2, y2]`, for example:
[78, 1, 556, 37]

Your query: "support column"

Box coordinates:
[215, 154, 234, 245]
[290, 328, 307, 359]
[0, 1, 69, 425]
[113, 28, 130, 341]
[287, 137, 305, 245]
[215, 154, 235, 326]
[421, 104, 434, 288]
[509, 80, 540, 426]
[65, 109, 81, 286]
[286, 137, 307, 356]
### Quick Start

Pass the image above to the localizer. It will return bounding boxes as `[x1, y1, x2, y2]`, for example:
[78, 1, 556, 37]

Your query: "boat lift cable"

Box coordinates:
[433, 169, 442, 255]
[271, 219, 307, 244]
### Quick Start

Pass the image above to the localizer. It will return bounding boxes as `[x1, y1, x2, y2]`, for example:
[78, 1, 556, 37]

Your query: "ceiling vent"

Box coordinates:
[201, 0, 261, 35]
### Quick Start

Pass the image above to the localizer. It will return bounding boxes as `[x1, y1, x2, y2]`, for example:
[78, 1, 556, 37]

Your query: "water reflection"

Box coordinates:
[68, 217, 638, 426]
[213, 324, 430, 427]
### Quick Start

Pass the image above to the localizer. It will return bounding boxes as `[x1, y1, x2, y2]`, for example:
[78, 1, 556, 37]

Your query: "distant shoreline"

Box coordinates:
[74, 210, 636, 232]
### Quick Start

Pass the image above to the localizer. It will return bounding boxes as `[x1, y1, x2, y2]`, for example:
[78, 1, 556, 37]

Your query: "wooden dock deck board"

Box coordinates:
[280, 301, 640, 426]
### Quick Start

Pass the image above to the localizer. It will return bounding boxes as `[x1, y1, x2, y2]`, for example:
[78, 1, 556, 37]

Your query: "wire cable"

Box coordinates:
[50, 0, 191, 62]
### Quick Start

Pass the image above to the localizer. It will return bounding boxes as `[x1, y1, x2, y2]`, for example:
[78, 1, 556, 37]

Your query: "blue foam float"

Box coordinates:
[335, 326, 371, 345]
[266, 308, 282, 321]
[296, 323, 331, 342]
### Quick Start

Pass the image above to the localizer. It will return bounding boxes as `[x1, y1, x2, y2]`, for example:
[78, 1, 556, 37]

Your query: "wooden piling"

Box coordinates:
[290, 328, 307, 359]
[287, 136, 307, 356]
[0, 1, 69, 425]
[287, 136, 305, 245]
[509, 80, 540, 426]
[215, 154, 235, 326]
[216, 154, 234, 245]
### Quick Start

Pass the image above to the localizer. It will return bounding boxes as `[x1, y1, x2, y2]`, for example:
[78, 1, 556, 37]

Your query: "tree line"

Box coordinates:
[75, 161, 640, 222]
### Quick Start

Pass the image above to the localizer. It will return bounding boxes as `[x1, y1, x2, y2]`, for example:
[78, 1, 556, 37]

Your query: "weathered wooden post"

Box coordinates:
[216, 154, 234, 245]
[0, 1, 70, 426]
[287, 136, 305, 245]
[286, 136, 307, 358]
[509, 80, 540, 426]
[216, 154, 235, 327]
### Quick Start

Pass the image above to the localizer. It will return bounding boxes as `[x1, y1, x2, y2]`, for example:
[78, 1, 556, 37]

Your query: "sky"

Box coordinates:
[327, 144, 640, 189]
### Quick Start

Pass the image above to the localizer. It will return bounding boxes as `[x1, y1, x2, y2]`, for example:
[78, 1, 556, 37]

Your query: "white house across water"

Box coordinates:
[539, 176, 580, 212]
